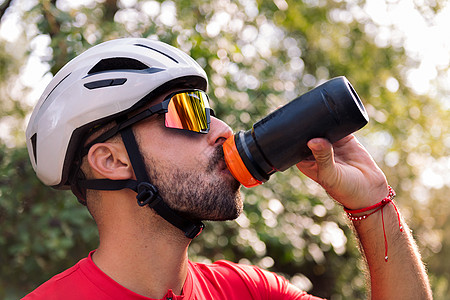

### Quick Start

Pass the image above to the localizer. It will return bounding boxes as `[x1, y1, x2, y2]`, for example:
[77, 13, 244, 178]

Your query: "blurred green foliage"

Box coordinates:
[0, 0, 448, 299]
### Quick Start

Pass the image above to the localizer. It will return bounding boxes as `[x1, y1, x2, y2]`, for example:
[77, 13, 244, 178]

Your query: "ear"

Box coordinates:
[87, 142, 134, 180]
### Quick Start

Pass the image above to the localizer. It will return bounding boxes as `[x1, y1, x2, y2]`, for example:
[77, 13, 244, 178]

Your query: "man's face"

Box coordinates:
[133, 90, 243, 222]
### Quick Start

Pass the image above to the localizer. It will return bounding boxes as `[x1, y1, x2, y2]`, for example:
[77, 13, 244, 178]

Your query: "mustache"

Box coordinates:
[206, 146, 225, 173]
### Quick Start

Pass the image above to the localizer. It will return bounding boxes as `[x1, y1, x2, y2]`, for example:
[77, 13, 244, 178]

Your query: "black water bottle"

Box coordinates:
[223, 76, 369, 187]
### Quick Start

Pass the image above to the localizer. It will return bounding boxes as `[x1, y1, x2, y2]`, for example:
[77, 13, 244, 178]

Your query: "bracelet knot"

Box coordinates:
[344, 185, 402, 262]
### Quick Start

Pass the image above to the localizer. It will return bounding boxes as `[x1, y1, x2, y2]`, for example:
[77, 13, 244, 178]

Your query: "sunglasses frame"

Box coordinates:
[82, 89, 214, 156]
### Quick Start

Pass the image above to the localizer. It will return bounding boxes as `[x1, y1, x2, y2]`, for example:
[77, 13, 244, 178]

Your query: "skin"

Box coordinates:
[297, 136, 432, 299]
[85, 89, 241, 298]
[85, 90, 432, 299]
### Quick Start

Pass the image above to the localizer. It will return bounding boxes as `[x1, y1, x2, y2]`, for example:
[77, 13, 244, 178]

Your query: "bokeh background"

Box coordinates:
[0, 0, 449, 299]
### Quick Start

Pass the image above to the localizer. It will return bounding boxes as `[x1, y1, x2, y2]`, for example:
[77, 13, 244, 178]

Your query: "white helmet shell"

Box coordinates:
[26, 38, 208, 188]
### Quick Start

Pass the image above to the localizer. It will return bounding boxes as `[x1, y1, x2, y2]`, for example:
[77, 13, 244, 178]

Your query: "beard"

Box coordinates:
[143, 146, 243, 221]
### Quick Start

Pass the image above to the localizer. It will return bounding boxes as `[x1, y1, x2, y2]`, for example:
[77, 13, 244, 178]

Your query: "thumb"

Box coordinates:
[308, 138, 335, 171]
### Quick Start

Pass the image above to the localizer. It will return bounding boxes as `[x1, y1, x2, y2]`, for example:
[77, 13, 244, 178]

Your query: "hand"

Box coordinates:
[296, 135, 388, 209]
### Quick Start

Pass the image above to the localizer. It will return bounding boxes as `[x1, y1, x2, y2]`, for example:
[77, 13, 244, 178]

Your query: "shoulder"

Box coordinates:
[22, 261, 84, 300]
[192, 259, 279, 282]
[188, 260, 324, 300]
[191, 259, 288, 285]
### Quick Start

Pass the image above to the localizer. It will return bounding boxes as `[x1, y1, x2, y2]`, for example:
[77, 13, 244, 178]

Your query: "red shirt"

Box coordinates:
[23, 251, 323, 300]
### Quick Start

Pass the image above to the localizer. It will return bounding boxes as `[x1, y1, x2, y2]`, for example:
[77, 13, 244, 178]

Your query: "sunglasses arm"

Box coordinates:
[82, 102, 169, 156]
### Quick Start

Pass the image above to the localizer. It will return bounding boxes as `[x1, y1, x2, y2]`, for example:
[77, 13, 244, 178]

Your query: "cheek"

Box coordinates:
[146, 136, 210, 170]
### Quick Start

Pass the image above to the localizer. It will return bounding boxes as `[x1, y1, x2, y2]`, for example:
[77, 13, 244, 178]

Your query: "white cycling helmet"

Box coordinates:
[26, 38, 209, 238]
[26, 38, 207, 188]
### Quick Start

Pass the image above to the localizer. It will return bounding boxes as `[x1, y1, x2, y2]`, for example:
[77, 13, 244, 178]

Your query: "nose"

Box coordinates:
[207, 117, 233, 146]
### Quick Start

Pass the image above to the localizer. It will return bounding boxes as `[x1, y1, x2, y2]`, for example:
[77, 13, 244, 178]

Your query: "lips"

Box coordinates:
[217, 158, 228, 171]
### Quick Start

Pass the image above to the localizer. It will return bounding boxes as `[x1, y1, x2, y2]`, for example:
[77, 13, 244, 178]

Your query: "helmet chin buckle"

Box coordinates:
[136, 182, 160, 207]
[185, 223, 205, 239]
[135, 181, 205, 239]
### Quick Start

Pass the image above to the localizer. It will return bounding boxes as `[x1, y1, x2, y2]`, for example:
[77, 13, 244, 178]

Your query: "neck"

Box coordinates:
[92, 193, 192, 299]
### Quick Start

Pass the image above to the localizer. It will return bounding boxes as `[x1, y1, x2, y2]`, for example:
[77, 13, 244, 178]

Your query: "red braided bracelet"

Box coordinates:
[344, 186, 403, 262]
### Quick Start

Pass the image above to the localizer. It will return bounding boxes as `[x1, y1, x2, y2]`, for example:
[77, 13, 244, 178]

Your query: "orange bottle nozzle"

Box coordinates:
[223, 135, 262, 188]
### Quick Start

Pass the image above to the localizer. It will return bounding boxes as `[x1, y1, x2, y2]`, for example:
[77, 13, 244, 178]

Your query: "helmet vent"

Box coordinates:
[30, 133, 37, 164]
[134, 43, 179, 64]
[88, 57, 149, 75]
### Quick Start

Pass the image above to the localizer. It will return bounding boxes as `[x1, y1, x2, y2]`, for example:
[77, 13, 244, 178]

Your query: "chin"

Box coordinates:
[178, 192, 243, 223]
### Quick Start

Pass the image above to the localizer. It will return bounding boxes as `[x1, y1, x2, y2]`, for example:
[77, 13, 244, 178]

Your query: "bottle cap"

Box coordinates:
[223, 135, 262, 188]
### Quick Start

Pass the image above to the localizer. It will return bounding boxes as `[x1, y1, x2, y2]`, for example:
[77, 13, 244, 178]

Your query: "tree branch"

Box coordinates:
[103, 0, 119, 22]
[40, 0, 68, 74]
[0, 0, 14, 22]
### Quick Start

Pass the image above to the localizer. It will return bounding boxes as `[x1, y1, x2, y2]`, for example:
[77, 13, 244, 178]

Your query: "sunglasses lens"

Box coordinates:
[165, 91, 211, 133]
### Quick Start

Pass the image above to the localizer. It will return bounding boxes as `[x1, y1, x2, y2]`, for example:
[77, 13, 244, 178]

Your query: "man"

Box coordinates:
[24, 38, 432, 299]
